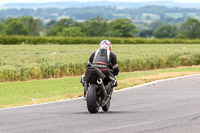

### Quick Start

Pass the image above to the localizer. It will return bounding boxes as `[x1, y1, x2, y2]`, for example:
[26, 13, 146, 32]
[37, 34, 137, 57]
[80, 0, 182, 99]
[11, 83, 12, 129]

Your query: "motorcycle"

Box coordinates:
[84, 67, 113, 113]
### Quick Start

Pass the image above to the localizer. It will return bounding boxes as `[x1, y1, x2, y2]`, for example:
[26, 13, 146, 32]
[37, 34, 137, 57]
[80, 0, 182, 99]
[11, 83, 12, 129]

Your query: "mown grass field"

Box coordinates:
[1, 44, 200, 82]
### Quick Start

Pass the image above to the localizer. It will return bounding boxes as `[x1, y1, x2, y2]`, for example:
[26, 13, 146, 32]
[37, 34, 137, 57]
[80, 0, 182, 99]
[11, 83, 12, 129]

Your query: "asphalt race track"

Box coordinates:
[0, 74, 200, 133]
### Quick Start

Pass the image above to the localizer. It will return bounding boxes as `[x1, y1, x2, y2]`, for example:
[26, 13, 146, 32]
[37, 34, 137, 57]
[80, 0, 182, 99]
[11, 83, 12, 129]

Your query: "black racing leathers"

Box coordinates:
[82, 48, 119, 96]
[89, 49, 119, 77]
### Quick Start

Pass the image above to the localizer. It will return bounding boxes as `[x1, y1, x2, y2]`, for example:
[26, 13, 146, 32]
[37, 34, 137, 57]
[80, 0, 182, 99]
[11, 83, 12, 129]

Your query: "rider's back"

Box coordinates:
[89, 49, 119, 76]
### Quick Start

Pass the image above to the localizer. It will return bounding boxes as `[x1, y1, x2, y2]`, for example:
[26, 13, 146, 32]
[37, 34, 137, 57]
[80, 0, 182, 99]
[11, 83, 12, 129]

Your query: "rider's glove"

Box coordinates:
[86, 62, 91, 68]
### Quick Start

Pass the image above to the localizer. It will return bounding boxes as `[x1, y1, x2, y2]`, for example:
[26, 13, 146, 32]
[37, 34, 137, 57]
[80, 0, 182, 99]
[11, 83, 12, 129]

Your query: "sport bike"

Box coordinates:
[85, 67, 113, 113]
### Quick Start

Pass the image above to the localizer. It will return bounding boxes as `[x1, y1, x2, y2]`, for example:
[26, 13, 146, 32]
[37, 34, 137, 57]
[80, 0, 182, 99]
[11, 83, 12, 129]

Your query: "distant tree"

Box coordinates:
[176, 17, 187, 23]
[163, 16, 176, 23]
[46, 20, 56, 29]
[46, 26, 61, 36]
[46, 18, 74, 36]
[1, 6, 200, 24]
[153, 24, 178, 38]
[20, 17, 42, 36]
[0, 23, 5, 35]
[5, 20, 28, 35]
[107, 18, 138, 37]
[57, 27, 84, 37]
[56, 18, 74, 27]
[177, 18, 200, 39]
[159, 13, 165, 20]
[149, 20, 165, 31]
[139, 29, 153, 38]
[82, 16, 108, 37]
[3, 17, 41, 36]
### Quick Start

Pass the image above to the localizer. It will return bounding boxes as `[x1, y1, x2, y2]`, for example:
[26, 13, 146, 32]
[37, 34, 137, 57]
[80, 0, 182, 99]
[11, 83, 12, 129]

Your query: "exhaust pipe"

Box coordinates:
[97, 78, 107, 97]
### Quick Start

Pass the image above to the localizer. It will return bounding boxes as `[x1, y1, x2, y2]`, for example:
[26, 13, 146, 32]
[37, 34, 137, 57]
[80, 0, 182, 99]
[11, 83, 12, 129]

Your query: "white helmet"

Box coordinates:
[100, 40, 112, 51]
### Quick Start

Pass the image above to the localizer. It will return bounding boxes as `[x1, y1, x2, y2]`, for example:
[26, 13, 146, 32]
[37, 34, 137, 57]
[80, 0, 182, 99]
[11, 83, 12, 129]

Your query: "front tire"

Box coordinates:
[102, 98, 110, 112]
[86, 84, 99, 113]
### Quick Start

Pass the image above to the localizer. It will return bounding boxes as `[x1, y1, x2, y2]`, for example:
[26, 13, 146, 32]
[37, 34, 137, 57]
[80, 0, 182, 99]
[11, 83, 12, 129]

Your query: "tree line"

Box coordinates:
[0, 17, 41, 36]
[0, 16, 200, 39]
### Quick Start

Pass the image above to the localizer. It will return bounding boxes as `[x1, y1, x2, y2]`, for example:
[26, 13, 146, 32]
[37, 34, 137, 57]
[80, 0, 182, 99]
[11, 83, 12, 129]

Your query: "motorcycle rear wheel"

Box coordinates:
[86, 84, 99, 113]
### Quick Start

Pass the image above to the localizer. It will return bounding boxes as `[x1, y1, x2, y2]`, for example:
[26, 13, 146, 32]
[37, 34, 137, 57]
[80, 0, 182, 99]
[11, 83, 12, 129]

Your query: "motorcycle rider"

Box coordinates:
[81, 40, 119, 98]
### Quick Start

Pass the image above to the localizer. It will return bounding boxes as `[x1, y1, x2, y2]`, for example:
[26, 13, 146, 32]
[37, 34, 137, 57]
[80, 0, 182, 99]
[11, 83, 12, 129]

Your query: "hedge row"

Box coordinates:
[1, 53, 200, 82]
[1, 36, 200, 44]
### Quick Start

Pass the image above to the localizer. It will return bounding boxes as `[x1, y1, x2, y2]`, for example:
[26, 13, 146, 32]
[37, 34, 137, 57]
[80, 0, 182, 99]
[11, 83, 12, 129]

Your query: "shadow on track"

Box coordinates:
[73, 111, 136, 114]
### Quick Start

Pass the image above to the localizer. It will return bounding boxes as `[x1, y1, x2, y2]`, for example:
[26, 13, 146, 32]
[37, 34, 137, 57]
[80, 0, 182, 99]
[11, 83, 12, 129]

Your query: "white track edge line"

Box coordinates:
[87, 111, 200, 133]
[115, 74, 200, 92]
[1, 74, 200, 111]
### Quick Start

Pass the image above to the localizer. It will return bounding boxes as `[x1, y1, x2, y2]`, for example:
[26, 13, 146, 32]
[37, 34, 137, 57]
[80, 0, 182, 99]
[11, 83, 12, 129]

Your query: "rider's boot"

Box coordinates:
[84, 83, 88, 99]
[80, 75, 88, 100]
[112, 80, 118, 87]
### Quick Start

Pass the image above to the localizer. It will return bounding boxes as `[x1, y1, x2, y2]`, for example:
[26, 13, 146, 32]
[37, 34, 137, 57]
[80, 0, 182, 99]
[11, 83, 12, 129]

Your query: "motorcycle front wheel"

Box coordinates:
[102, 98, 110, 112]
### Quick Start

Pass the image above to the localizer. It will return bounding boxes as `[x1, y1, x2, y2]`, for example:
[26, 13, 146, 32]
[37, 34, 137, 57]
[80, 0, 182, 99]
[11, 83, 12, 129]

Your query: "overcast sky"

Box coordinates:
[1, 0, 200, 5]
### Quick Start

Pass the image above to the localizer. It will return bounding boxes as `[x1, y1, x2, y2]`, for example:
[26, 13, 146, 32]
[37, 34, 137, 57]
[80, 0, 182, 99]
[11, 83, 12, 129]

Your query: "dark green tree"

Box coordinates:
[177, 18, 200, 39]
[46, 18, 74, 36]
[107, 18, 138, 37]
[20, 17, 42, 36]
[3, 17, 41, 36]
[57, 27, 84, 37]
[56, 18, 74, 27]
[0, 23, 5, 35]
[4, 18, 28, 35]
[83, 16, 108, 37]
[46, 20, 56, 29]
[139, 29, 153, 38]
[153, 24, 178, 38]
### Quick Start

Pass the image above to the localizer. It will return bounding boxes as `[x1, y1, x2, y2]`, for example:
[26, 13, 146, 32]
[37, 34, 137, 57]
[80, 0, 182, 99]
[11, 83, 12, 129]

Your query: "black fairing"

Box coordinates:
[85, 67, 106, 83]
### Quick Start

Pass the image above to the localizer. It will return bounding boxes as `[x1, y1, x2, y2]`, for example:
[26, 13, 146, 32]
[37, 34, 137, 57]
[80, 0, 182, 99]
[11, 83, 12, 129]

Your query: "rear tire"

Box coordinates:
[86, 84, 99, 113]
[102, 98, 110, 112]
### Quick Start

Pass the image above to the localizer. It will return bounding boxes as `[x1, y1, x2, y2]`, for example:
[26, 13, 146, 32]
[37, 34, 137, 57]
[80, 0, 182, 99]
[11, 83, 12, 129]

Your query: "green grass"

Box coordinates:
[1, 44, 199, 67]
[118, 66, 200, 80]
[1, 44, 200, 108]
[0, 77, 83, 107]
[1, 44, 200, 82]
[0, 66, 200, 108]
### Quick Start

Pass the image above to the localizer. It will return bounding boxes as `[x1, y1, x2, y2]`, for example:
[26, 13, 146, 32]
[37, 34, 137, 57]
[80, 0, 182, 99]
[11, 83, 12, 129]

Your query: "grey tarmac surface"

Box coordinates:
[0, 74, 200, 133]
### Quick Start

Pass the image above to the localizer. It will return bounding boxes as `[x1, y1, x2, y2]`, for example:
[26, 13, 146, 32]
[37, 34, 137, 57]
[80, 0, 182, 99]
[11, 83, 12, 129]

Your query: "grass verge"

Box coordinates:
[0, 66, 200, 108]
